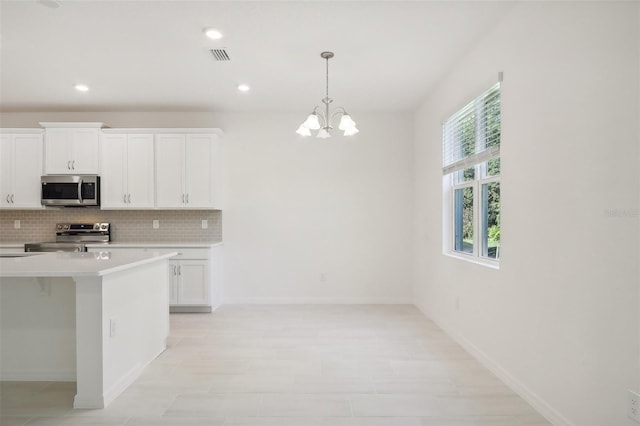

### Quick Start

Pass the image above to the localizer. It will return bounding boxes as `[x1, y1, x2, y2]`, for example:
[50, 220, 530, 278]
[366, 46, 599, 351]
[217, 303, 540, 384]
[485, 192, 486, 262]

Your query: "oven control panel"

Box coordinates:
[56, 223, 110, 232]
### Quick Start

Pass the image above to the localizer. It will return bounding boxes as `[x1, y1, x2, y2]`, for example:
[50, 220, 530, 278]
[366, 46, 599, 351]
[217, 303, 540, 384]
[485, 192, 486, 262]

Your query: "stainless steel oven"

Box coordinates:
[41, 175, 100, 207]
[25, 223, 110, 252]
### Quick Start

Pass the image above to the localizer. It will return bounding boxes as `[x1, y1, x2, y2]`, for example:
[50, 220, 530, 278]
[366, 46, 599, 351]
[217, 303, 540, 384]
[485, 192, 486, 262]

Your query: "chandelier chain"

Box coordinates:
[325, 55, 329, 101]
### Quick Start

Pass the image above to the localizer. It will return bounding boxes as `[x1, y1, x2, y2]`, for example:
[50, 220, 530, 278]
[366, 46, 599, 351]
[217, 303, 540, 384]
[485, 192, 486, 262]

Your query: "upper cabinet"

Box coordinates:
[1, 123, 224, 210]
[155, 131, 222, 209]
[41, 122, 102, 174]
[101, 132, 155, 209]
[0, 130, 44, 209]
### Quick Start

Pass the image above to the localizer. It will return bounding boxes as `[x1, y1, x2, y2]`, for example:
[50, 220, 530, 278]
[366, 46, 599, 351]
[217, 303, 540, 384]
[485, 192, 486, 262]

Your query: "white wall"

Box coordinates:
[0, 111, 414, 303]
[412, 3, 640, 426]
[220, 112, 413, 303]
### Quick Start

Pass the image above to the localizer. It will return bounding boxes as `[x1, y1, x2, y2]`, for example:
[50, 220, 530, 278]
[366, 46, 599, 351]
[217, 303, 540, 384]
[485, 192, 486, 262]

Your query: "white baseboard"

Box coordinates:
[414, 302, 572, 426]
[101, 363, 143, 408]
[222, 297, 413, 305]
[73, 395, 105, 409]
[0, 369, 75, 381]
[74, 346, 165, 409]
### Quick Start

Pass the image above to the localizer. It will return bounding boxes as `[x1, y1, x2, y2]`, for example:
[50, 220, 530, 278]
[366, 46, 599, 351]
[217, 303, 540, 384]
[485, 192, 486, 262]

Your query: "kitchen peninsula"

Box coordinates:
[0, 250, 175, 409]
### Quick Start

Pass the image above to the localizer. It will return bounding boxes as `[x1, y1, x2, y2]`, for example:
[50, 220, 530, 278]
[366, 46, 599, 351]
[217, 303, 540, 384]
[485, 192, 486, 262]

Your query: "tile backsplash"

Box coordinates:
[0, 209, 222, 243]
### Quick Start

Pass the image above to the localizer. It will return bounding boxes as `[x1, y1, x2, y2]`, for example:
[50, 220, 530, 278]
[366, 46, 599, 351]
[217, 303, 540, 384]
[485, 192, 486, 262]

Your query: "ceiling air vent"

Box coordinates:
[210, 49, 230, 61]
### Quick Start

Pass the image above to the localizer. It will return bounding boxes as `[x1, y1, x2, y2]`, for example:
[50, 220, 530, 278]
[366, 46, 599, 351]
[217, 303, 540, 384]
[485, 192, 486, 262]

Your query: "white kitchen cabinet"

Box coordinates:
[0, 131, 43, 209]
[155, 133, 222, 209]
[41, 123, 102, 174]
[101, 133, 154, 209]
[168, 259, 209, 306]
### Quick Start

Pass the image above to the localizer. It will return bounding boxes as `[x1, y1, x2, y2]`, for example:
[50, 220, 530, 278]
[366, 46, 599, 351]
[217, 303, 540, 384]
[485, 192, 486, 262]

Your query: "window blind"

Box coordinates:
[442, 82, 501, 175]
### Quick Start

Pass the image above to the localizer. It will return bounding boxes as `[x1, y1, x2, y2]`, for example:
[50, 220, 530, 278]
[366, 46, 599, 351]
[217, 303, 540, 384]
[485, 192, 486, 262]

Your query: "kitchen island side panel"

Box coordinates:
[74, 261, 169, 408]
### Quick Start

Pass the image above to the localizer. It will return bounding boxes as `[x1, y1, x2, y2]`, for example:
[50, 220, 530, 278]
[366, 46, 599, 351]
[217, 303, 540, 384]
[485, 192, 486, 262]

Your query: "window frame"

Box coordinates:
[448, 169, 499, 261]
[442, 82, 501, 268]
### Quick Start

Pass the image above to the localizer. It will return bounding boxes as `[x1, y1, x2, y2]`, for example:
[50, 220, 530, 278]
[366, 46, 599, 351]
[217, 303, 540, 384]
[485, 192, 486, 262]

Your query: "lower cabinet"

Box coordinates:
[168, 259, 209, 309]
[87, 244, 222, 313]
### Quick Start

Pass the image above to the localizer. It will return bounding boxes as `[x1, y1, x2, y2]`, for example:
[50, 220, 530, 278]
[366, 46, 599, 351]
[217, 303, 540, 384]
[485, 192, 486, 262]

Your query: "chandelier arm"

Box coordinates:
[313, 105, 328, 128]
[330, 107, 347, 125]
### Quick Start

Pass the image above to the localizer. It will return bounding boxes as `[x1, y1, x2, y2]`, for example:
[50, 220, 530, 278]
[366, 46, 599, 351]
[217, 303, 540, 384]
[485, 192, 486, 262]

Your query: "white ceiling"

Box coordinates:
[0, 1, 510, 113]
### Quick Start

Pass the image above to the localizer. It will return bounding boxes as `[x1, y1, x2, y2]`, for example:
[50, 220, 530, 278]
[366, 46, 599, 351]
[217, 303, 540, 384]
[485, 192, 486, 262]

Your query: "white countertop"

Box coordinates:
[0, 242, 222, 249]
[0, 251, 176, 278]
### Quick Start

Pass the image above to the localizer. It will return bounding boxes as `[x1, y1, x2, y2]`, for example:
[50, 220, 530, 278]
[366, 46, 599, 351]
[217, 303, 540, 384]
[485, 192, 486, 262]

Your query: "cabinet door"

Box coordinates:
[126, 134, 154, 208]
[0, 135, 13, 207]
[44, 128, 72, 174]
[70, 128, 100, 174]
[210, 137, 223, 209]
[155, 134, 184, 208]
[11, 134, 43, 208]
[100, 134, 127, 208]
[184, 134, 212, 208]
[177, 260, 209, 305]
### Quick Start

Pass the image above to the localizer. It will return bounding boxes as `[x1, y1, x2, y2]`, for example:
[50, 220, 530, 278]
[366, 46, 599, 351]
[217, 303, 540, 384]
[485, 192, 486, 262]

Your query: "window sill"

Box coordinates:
[442, 251, 500, 270]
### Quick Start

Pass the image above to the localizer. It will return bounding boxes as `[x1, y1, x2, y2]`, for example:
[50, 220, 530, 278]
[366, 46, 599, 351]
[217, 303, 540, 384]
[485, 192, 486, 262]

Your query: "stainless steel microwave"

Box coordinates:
[41, 175, 100, 207]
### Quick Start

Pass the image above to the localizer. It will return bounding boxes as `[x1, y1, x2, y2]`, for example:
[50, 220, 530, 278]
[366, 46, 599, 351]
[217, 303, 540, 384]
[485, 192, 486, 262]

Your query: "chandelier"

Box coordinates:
[296, 51, 359, 138]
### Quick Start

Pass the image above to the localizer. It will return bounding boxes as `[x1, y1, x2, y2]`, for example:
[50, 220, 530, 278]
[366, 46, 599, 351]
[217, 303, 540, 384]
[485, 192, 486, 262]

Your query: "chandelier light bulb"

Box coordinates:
[338, 113, 356, 131]
[316, 128, 332, 139]
[303, 113, 321, 130]
[296, 124, 311, 136]
[343, 126, 359, 136]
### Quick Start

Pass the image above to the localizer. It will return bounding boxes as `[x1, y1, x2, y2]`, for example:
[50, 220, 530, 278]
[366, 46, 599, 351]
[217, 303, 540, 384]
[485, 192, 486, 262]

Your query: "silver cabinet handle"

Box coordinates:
[182, 194, 185, 203]
[67, 160, 71, 170]
[10, 194, 14, 203]
[178, 265, 182, 275]
[173, 265, 177, 275]
[186, 193, 189, 203]
[6, 194, 9, 203]
[71, 160, 75, 170]
[128, 194, 131, 203]
[124, 194, 127, 203]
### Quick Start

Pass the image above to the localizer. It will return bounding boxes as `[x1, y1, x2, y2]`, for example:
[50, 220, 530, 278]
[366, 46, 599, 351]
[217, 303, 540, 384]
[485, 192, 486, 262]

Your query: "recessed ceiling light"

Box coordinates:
[237, 84, 250, 92]
[204, 28, 223, 40]
[74, 84, 89, 92]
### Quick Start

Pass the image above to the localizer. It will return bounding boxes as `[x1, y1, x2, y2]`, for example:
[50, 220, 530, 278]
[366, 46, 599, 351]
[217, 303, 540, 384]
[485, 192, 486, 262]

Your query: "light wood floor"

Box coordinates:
[1, 305, 551, 425]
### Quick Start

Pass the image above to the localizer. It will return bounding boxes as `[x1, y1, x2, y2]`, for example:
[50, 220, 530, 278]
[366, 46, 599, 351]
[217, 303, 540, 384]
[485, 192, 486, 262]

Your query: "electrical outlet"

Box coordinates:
[629, 390, 640, 422]
[14, 220, 20, 229]
[201, 219, 208, 229]
[152, 220, 159, 229]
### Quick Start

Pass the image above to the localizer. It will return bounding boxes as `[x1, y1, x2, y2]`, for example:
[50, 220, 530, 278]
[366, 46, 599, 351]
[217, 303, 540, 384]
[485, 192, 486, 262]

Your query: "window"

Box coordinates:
[443, 82, 501, 263]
